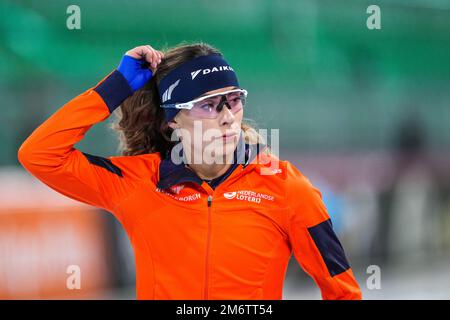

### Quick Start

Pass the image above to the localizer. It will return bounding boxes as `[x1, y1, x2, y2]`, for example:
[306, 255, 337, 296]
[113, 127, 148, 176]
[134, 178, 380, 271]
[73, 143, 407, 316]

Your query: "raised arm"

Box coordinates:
[18, 45, 164, 219]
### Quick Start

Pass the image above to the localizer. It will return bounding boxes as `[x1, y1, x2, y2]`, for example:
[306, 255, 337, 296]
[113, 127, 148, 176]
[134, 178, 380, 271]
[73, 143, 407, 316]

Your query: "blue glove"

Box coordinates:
[117, 55, 153, 92]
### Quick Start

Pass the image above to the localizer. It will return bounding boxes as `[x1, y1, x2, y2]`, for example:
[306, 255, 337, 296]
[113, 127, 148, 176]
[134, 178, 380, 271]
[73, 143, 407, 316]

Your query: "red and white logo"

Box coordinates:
[223, 192, 237, 200]
[223, 190, 275, 204]
[170, 184, 185, 195]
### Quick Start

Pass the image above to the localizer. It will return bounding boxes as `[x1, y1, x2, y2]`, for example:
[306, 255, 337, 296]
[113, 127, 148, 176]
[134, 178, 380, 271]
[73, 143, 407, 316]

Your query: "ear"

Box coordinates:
[167, 119, 179, 130]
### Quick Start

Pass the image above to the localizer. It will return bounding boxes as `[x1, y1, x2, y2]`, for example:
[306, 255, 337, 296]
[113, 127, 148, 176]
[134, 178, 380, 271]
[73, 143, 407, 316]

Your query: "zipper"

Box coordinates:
[201, 164, 252, 299]
[204, 194, 213, 299]
[202, 166, 247, 299]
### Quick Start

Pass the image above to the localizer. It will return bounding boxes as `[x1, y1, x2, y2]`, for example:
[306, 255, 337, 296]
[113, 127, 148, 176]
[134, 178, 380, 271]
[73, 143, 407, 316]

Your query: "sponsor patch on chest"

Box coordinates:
[223, 190, 275, 204]
[155, 186, 201, 202]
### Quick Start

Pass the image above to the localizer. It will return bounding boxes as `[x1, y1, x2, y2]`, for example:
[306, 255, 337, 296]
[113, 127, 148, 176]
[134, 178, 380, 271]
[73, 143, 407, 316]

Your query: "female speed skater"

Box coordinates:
[18, 42, 362, 300]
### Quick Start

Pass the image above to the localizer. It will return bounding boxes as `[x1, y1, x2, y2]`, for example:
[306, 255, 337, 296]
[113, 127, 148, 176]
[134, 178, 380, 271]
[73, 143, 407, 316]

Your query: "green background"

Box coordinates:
[1, 0, 449, 165]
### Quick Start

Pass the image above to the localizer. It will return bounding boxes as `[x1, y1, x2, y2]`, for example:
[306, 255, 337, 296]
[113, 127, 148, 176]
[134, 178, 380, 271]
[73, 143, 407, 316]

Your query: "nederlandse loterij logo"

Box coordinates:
[223, 192, 237, 200]
[162, 79, 180, 103]
[223, 190, 275, 204]
[191, 66, 234, 80]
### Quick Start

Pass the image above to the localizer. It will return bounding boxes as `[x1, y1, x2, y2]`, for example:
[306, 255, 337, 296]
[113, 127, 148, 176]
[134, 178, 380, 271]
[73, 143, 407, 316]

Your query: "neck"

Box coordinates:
[181, 139, 241, 180]
[187, 161, 233, 181]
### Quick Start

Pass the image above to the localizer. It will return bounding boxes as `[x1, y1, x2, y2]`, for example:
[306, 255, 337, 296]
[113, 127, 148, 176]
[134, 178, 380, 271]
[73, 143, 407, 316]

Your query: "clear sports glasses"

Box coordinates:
[160, 88, 247, 119]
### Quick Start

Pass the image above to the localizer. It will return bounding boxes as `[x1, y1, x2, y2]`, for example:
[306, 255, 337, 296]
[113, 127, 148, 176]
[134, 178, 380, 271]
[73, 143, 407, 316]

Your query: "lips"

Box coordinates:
[211, 132, 238, 141]
[222, 132, 237, 138]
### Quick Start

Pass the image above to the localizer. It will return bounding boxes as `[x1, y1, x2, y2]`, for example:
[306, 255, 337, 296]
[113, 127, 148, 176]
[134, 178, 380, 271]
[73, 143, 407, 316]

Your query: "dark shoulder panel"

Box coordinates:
[82, 152, 123, 177]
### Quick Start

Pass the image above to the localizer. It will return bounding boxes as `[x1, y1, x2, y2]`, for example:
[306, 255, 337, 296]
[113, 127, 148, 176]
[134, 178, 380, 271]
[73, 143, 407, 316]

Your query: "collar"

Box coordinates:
[157, 133, 266, 190]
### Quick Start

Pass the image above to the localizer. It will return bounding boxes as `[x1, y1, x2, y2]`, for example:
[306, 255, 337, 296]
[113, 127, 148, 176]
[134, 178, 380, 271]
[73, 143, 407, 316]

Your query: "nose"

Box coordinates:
[218, 103, 235, 126]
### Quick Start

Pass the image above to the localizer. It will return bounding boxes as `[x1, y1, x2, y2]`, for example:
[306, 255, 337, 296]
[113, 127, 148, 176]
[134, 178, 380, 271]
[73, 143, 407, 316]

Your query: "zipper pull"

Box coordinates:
[207, 195, 213, 207]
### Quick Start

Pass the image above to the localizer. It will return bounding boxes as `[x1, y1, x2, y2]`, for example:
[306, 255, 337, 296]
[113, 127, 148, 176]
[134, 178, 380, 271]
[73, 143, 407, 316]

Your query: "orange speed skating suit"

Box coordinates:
[18, 70, 362, 300]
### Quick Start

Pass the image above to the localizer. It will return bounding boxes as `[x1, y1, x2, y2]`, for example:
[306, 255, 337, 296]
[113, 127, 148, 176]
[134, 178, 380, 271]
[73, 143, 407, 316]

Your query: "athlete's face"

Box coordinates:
[168, 86, 244, 165]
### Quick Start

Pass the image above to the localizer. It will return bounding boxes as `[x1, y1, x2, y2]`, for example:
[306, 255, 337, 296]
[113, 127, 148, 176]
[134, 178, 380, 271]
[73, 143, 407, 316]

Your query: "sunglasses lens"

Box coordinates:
[190, 91, 246, 119]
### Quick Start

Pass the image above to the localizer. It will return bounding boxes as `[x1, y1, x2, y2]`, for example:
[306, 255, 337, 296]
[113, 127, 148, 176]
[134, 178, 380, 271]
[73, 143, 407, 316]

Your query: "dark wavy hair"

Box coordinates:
[110, 42, 264, 158]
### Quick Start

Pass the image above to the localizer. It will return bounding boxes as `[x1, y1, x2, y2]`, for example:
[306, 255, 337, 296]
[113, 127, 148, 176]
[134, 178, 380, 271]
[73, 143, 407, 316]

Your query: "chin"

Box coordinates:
[213, 143, 237, 164]
[200, 137, 238, 165]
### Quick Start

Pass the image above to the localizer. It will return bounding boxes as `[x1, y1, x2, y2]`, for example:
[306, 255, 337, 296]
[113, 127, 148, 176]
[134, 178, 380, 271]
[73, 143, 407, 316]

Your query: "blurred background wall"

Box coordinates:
[1, 0, 449, 299]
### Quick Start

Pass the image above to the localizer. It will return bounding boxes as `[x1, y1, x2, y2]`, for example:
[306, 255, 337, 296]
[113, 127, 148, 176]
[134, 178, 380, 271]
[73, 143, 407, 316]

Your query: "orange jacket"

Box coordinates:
[18, 70, 362, 300]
